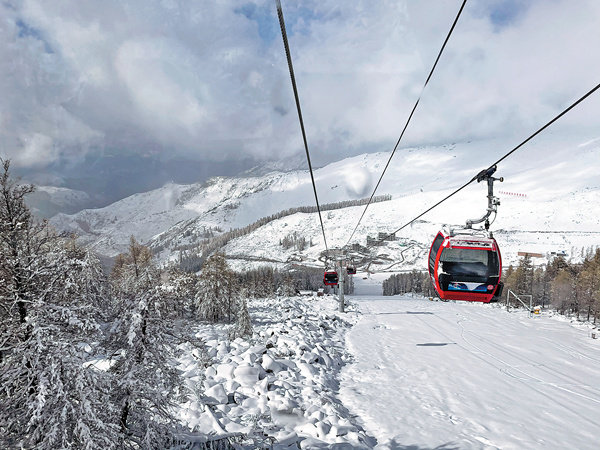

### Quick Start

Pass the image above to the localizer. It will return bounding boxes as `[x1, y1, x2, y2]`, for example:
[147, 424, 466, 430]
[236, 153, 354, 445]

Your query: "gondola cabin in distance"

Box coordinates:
[428, 231, 503, 303]
[323, 271, 339, 286]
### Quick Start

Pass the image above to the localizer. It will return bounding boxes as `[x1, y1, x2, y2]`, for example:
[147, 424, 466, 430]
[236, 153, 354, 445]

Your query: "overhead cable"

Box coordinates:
[344, 0, 469, 248]
[368, 81, 600, 249]
[275, 0, 329, 256]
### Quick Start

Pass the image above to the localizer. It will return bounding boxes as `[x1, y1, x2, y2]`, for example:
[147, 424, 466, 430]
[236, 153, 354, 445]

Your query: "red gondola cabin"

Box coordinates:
[323, 271, 339, 286]
[428, 231, 503, 303]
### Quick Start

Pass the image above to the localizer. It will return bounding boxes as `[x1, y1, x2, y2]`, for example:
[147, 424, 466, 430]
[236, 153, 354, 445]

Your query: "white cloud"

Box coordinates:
[114, 39, 208, 139]
[1, 0, 599, 173]
[17, 133, 55, 167]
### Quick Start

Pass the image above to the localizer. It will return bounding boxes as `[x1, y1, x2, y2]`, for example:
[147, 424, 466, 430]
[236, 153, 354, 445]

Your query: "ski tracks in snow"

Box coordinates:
[451, 311, 600, 403]
[338, 295, 600, 450]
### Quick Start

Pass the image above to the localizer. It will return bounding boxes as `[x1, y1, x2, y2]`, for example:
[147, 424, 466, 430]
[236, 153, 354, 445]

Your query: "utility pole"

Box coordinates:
[338, 259, 345, 313]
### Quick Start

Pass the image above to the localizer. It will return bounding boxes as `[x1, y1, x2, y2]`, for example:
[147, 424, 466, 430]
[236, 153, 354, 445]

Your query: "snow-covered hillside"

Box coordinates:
[26, 186, 91, 218]
[52, 133, 600, 271]
[217, 187, 600, 273]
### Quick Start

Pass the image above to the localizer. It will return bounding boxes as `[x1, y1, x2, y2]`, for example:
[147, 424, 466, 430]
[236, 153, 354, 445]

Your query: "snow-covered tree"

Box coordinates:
[0, 159, 118, 449]
[0, 159, 51, 354]
[108, 237, 183, 448]
[166, 267, 199, 318]
[1, 244, 119, 449]
[277, 273, 297, 297]
[196, 253, 237, 323]
[229, 297, 253, 340]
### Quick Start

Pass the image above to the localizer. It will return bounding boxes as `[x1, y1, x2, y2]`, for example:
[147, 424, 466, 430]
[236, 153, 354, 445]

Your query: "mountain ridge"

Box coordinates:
[50, 134, 600, 273]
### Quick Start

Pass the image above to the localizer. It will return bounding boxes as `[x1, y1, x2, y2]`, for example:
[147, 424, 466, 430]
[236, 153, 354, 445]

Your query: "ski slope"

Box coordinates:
[339, 295, 600, 449]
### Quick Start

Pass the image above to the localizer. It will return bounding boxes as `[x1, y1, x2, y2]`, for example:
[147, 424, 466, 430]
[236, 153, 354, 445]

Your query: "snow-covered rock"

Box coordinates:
[261, 353, 284, 373]
[203, 384, 228, 405]
[178, 295, 375, 448]
[233, 365, 260, 387]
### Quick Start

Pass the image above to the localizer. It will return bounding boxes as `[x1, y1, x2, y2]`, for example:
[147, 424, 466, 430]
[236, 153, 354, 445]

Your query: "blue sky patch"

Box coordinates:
[235, 2, 330, 43]
[486, 0, 532, 30]
[235, 3, 279, 43]
[16, 18, 53, 53]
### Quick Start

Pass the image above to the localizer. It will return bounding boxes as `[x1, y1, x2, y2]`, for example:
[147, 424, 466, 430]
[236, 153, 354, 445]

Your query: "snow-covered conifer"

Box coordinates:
[278, 273, 297, 297]
[196, 253, 237, 323]
[0, 159, 51, 353]
[166, 267, 199, 318]
[0, 160, 118, 448]
[229, 297, 253, 340]
[107, 237, 184, 448]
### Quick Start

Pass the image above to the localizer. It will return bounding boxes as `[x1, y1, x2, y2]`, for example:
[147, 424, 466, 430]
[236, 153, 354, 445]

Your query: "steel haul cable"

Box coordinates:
[368, 81, 600, 250]
[275, 0, 329, 257]
[345, 0, 469, 249]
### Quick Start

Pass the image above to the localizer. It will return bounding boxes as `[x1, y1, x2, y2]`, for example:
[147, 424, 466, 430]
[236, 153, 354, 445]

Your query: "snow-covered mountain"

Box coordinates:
[26, 186, 91, 218]
[51, 132, 600, 271]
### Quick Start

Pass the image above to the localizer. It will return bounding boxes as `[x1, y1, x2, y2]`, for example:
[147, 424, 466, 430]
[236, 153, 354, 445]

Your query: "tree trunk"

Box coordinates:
[14, 266, 27, 324]
[120, 396, 130, 434]
[17, 300, 27, 324]
[588, 304, 591, 322]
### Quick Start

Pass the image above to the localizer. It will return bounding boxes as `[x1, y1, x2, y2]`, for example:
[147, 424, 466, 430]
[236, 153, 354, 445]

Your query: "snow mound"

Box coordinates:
[178, 295, 375, 448]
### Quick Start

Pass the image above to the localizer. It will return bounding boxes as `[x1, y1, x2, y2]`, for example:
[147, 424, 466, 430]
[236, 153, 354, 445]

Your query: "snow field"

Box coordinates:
[339, 295, 600, 449]
[178, 295, 375, 448]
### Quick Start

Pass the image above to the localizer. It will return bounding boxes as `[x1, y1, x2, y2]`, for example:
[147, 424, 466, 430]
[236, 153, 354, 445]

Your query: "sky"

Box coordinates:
[1, 0, 600, 208]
